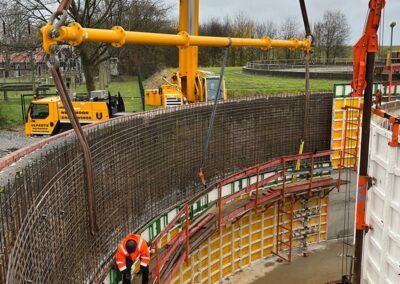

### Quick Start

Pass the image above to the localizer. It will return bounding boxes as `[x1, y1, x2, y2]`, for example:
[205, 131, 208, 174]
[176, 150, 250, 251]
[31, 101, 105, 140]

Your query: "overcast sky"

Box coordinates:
[164, 0, 400, 45]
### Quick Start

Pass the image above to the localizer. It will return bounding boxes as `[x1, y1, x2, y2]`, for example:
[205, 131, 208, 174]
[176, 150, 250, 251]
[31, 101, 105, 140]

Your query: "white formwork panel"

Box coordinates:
[363, 121, 400, 284]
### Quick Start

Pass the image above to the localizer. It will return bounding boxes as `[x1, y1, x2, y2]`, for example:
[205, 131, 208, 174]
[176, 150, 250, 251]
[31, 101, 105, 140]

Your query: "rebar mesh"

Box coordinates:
[0, 94, 333, 283]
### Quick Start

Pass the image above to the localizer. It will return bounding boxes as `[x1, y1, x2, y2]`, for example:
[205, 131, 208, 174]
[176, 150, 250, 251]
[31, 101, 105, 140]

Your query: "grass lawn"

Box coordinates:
[205, 67, 339, 97]
[0, 67, 339, 129]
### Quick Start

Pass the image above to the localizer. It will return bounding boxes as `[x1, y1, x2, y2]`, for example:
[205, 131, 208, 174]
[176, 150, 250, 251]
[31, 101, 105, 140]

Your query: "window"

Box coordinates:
[30, 104, 49, 119]
[206, 78, 224, 101]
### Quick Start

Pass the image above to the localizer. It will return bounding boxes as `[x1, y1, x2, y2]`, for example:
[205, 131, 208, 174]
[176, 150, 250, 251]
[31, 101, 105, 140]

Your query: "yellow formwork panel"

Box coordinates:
[222, 266, 232, 278]
[262, 237, 274, 247]
[222, 245, 231, 255]
[251, 241, 262, 253]
[262, 247, 273, 256]
[251, 221, 262, 231]
[252, 211, 262, 221]
[210, 251, 220, 263]
[263, 218, 274, 227]
[251, 251, 262, 262]
[242, 256, 250, 266]
[222, 255, 231, 266]
[222, 234, 232, 244]
[242, 245, 250, 256]
[182, 269, 191, 283]
[211, 273, 220, 283]
[331, 96, 363, 169]
[220, 225, 230, 235]
[251, 231, 262, 242]
[171, 195, 329, 283]
[242, 226, 250, 237]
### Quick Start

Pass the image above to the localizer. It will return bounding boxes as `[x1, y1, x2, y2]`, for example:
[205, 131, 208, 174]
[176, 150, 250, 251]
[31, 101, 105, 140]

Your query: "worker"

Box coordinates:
[375, 88, 382, 108]
[115, 233, 150, 284]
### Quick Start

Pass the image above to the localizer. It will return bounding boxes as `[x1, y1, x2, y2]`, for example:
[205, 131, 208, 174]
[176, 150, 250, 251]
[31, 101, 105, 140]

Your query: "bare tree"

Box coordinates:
[314, 10, 350, 63]
[279, 17, 300, 59]
[118, 0, 175, 77]
[255, 20, 277, 60]
[15, 0, 127, 93]
[279, 17, 300, 40]
[0, 2, 39, 79]
[230, 12, 255, 66]
[14, 0, 173, 91]
[199, 17, 230, 66]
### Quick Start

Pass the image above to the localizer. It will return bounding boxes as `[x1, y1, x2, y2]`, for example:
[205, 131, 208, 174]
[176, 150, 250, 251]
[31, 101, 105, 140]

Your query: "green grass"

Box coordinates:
[0, 67, 338, 129]
[205, 67, 339, 97]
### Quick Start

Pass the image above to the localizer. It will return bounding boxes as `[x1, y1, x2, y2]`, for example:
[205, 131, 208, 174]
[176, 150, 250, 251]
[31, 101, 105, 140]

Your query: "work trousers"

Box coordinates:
[121, 257, 149, 284]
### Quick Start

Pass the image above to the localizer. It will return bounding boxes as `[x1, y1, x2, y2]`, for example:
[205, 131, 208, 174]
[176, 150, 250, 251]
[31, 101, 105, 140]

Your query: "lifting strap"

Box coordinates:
[198, 38, 232, 187]
[47, 0, 98, 235]
[49, 63, 98, 236]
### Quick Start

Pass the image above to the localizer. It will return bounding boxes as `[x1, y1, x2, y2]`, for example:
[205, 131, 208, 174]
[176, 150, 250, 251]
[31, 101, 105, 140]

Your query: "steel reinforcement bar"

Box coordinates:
[0, 94, 333, 283]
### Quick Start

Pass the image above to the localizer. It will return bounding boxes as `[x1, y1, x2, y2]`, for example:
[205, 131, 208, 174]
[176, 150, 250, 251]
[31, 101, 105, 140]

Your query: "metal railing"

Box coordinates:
[245, 58, 354, 70]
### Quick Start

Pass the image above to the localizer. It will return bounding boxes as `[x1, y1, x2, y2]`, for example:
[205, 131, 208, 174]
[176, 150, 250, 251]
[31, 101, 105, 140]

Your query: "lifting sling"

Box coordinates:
[198, 39, 232, 187]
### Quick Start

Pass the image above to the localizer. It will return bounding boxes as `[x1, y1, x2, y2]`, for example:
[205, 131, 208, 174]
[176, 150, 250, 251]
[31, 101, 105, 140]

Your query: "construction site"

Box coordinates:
[0, 0, 399, 284]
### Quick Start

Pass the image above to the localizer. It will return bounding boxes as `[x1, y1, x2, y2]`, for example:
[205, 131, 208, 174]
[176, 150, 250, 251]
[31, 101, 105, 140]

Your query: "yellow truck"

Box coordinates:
[25, 91, 125, 136]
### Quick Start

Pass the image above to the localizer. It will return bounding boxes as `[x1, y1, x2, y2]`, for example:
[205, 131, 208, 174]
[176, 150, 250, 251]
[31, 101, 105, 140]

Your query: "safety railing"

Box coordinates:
[150, 149, 335, 283]
[246, 58, 354, 70]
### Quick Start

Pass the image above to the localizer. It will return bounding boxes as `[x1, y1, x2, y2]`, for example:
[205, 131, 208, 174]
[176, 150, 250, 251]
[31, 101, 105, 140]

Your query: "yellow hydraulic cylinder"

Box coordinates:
[41, 23, 312, 55]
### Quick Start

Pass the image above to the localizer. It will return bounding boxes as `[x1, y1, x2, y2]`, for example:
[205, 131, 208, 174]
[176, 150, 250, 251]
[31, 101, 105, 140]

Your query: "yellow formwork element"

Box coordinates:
[331, 96, 363, 169]
[170, 195, 329, 284]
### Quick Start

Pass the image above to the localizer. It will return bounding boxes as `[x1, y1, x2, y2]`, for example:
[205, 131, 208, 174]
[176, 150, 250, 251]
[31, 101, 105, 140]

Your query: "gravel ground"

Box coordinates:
[0, 127, 43, 158]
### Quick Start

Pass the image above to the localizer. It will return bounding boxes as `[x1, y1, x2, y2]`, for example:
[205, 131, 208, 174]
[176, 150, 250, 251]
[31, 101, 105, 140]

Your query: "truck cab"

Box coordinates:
[25, 91, 123, 136]
[25, 97, 59, 136]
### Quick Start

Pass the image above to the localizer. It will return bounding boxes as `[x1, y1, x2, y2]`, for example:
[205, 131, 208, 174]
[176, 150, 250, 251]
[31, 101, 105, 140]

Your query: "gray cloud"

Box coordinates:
[164, 0, 400, 45]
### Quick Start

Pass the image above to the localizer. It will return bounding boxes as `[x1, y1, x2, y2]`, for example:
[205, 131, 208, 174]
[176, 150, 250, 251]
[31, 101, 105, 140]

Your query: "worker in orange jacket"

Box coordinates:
[115, 233, 150, 284]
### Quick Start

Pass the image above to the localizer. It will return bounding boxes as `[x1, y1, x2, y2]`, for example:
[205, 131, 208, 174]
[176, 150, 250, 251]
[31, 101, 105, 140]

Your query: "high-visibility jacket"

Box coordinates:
[115, 233, 150, 272]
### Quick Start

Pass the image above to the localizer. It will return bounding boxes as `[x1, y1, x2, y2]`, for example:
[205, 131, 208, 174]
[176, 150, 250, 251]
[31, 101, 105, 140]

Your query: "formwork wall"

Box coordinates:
[363, 102, 400, 284]
[170, 196, 328, 284]
[0, 94, 332, 283]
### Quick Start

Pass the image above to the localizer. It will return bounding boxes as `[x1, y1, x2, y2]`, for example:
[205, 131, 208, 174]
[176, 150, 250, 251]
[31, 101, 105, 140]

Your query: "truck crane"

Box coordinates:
[26, 0, 312, 136]
[40, 0, 311, 106]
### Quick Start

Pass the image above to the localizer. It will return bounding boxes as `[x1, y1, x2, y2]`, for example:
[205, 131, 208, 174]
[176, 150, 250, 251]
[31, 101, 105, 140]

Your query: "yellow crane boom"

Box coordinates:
[41, 0, 311, 106]
[41, 23, 311, 55]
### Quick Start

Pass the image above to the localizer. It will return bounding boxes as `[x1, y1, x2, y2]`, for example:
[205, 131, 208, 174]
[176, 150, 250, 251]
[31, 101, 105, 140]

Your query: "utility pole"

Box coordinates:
[389, 22, 396, 101]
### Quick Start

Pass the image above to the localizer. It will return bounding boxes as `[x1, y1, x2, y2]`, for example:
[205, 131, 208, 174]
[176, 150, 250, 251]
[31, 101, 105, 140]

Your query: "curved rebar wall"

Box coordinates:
[0, 94, 332, 283]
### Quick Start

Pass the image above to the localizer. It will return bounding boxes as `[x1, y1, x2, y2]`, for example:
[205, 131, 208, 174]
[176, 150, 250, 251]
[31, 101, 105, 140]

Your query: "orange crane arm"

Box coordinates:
[352, 0, 386, 97]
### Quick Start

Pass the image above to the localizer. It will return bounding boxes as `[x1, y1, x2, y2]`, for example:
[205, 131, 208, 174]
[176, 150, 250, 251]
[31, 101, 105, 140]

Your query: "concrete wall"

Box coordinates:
[0, 94, 333, 283]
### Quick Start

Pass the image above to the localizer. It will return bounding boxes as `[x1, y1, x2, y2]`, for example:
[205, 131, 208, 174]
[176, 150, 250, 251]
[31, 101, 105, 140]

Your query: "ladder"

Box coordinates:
[340, 105, 362, 171]
[273, 197, 294, 262]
